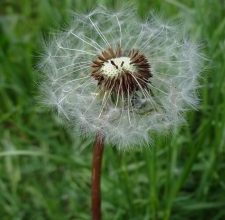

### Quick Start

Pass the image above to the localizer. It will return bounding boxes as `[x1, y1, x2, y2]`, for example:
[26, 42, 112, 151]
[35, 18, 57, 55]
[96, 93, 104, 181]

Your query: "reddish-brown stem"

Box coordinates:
[91, 132, 104, 220]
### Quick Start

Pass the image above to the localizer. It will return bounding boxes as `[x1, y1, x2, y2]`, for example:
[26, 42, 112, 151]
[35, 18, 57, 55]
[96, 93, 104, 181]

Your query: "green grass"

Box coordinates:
[1, 0, 225, 219]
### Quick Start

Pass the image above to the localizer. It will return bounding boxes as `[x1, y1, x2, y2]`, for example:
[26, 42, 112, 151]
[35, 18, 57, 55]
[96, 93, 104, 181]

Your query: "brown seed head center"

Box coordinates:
[91, 47, 152, 95]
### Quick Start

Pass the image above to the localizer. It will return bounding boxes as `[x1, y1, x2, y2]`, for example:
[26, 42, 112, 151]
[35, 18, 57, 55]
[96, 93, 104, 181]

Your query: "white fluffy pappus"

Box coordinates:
[39, 7, 203, 149]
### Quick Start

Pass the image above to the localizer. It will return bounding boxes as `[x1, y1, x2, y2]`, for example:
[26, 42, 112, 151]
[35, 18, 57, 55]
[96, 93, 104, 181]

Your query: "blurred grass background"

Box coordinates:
[0, 0, 225, 219]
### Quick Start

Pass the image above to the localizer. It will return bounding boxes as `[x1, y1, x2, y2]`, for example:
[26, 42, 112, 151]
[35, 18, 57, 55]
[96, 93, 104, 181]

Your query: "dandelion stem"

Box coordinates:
[91, 132, 104, 220]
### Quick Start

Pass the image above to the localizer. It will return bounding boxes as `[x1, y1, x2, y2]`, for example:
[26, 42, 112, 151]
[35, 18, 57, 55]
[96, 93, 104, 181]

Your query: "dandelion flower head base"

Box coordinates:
[91, 47, 152, 95]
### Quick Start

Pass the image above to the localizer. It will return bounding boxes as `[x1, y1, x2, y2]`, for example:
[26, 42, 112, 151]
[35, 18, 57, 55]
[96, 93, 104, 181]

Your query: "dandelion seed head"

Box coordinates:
[39, 6, 203, 149]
